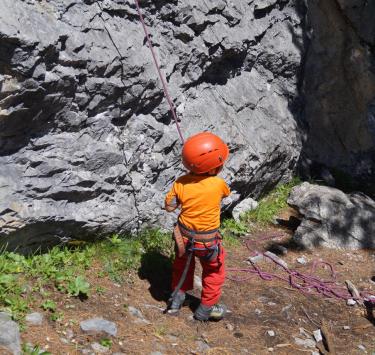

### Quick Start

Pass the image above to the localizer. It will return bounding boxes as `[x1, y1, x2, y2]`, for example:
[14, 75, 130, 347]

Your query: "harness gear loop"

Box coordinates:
[134, 0, 184, 144]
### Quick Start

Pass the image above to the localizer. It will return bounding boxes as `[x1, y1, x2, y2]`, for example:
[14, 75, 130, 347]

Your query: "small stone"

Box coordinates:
[128, 306, 151, 324]
[347, 299, 356, 306]
[26, 312, 44, 326]
[313, 329, 322, 342]
[248, 254, 264, 263]
[267, 302, 277, 306]
[294, 337, 316, 348]
[195, 340, 210, 352]
[343, 326, 350, 330]
[267, 330, 275, 337]
[264, 251, 289, 269]
[226, 323, 234, 331]
[358, 344, 366, 351]
[255, 308, 262, 315]
[91, 342, 109, 353]
[267, 348, 274, 352]
[232, 198, 258, 222]
[80, 318, 117, 336]
[296, 257, 307, 265]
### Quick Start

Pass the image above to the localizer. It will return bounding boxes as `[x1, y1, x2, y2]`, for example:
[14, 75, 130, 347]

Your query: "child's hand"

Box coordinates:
[165, 197, 180, 212]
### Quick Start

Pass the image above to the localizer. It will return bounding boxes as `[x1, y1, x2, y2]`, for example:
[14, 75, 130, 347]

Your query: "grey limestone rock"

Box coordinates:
[0, 0, 305, 250]
[90, 342, 109, 354]
[25, 312, 44, 326]
[232, 197, 258, 222]
[0, 312, 21, 355]
[80, 318, 117, 337]
[288, 182, 375, 249]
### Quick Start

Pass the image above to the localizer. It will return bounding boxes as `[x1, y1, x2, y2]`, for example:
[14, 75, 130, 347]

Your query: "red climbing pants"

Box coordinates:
[171, 239, 226, 307]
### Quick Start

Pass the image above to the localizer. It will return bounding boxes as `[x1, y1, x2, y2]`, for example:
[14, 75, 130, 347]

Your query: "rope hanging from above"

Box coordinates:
[134, 0, 185, 144]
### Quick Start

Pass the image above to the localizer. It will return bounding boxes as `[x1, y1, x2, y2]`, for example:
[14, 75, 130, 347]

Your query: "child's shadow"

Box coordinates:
[138, 251, 173, 302]
[138, 251, 201, 312]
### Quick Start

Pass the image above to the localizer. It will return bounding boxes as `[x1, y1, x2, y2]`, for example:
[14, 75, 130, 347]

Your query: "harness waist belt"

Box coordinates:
[177, 221, 219, 242]
[173, 221, 221, 258]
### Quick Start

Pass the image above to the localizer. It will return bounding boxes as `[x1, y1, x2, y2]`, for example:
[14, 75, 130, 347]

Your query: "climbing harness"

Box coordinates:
[134, 0, 184, 144]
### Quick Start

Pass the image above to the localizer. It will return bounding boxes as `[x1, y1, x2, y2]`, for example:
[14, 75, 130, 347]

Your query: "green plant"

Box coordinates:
[96, 286, 106, 295]
[245, 178, 300, 225]
[41, 300, 56, 312]
[139, 229, 174, 255]
[67, 276, 90, 297]
[50, 311, 64, 322]
[99, 338, 112, 348]
[22, 343, 51, 355]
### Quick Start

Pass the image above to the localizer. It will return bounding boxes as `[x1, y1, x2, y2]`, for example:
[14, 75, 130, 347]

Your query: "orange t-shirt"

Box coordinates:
[165, 173, 230, 231]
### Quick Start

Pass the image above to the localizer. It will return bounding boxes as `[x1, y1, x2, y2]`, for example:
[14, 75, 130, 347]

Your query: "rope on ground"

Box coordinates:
[134, 0, 184, 144]
[227, 234, 375, 305]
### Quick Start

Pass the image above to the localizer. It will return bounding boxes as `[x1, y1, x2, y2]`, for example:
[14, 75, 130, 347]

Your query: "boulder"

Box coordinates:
[288, 182, 375, 249]
[232, 197, 258, 222]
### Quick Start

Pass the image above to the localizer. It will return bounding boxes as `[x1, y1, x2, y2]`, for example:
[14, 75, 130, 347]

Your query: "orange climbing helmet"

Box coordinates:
[182, 132, 229, 174]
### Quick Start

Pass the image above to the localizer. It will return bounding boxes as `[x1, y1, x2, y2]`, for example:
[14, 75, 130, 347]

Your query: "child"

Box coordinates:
[164, 132, 230, 321]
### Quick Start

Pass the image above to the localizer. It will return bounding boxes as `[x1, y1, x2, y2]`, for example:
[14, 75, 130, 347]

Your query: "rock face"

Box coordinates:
[288, 182, 375, 249]
[303, 0, 375, 183]
[0, 0, 305, 251]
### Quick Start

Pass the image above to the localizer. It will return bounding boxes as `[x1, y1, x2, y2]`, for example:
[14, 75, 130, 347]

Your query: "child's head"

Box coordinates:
[182, 132, 229, 175]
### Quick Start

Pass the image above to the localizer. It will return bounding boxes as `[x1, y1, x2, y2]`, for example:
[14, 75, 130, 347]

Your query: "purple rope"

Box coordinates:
[227, 234, 375, 305]
[134, 0, 185, 144]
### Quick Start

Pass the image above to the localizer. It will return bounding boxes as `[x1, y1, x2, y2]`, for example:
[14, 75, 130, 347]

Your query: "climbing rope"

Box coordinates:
[226, 234, 375, 305]
[134, 0, 185, 144]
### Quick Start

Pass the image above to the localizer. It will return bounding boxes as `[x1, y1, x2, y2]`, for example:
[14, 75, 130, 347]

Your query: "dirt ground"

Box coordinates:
[21, 221, 375, 355]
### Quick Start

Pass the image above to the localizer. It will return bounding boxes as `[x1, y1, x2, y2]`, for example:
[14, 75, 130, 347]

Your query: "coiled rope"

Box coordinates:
[227, 234, 375, 305]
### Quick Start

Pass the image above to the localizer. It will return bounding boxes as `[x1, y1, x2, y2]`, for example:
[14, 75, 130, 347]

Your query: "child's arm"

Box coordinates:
[165, 197, 179, 212]
[165, 183, 180, 212]
[222, 179, 231, 198]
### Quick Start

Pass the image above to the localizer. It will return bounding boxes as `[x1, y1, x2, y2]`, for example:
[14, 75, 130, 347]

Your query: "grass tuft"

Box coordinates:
[244, 177, 300, 225]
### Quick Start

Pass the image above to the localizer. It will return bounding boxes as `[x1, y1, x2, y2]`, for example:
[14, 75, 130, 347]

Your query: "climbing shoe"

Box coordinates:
[194, 303, 227, 321]
[167, 291, 186, 315]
